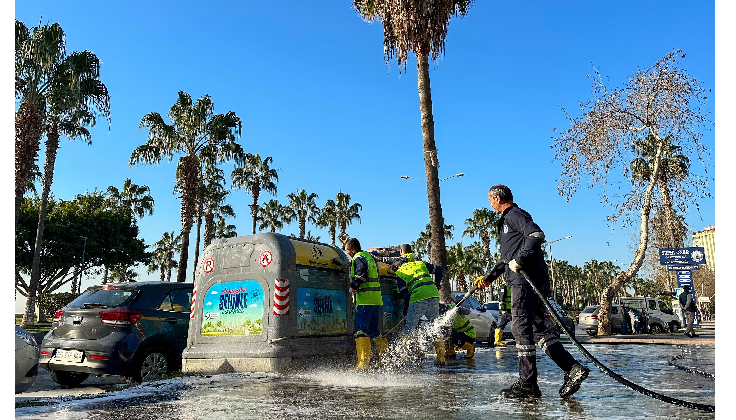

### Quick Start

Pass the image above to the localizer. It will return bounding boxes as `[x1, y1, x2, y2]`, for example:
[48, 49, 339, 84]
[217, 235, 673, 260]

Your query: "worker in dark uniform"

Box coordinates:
[474, 184, 589, 399]
[345, 238, 387, 370]
[495, 279, 512, 346]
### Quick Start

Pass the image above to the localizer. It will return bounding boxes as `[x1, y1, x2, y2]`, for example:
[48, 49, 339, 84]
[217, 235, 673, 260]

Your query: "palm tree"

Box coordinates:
[416, 222, 454, 263]
[103, 178, 154, 284]
[106, 179, 154, 220]
[15, 20, 65, 232]
[462, 207, 500, 271]
[231, 154, 279, 235]
[446, 242, 483, 292]
[316, 199, 338, 245]
[335, 191, 362, 248]
[631, 134, 690, 249]
[130, 91, 243, 283]
[286, 189, 320, 239]
[20, 25, 111, 327]
[214, 217, 238, 240]
[257, 199, 290, 233]
[150, 231, 180, 282]
[353, 0, 474, 301]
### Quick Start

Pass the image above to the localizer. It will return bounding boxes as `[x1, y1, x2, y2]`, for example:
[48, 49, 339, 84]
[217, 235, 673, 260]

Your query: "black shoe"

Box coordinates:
[684, 332, 692, 337]
[500, 380, 542, 399]
[690, 332, 699, 338]
[559, 364, 590, 398]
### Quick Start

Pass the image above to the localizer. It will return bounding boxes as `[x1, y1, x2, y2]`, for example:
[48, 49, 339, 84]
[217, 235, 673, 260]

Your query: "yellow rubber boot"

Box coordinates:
[355, 337, 371, 370]
[494, 329, 506, 346]
[434, 338, 446, 365]
[446, 340, 457, 358]
[373, 337, 388, 365]
[461, 342, 475, 359]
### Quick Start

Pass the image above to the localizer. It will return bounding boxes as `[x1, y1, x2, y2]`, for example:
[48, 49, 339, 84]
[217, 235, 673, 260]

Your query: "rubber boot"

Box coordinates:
[446, 340, 457, 359]
[494, 329, 506, 346]
[461, 342, 475, 359]
[355, 337, 371, 370]
[434, 338, 446, 366]
[373, 337, 388, 367]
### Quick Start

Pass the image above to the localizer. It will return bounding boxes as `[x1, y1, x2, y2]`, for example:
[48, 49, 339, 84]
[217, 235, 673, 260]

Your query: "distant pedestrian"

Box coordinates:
[679, 285, 698, 338]
[619, 305, 630, 335]
[629, 308, 641, 335]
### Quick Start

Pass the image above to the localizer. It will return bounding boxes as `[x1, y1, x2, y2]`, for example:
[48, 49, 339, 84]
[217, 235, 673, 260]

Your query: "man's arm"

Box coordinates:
[511, 209, 545, 267]
[424, 262, 443, 290]
[350, 255, 368, 292]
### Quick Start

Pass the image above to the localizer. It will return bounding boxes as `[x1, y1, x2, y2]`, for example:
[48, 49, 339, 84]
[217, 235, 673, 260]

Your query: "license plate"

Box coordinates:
[54, 349, 84, 362]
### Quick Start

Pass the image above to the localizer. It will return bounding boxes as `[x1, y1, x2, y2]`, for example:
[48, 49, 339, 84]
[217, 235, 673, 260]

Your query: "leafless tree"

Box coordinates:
[552, 50, 712, 335]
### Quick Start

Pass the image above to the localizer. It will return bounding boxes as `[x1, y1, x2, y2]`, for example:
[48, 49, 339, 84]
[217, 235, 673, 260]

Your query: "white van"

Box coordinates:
[618, 296, 681, 333]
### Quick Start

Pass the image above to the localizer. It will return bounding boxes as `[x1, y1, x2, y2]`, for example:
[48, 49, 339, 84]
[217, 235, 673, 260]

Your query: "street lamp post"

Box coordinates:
[78, 236, 87, 294]
[546, 235, 571, 302]
[400, 173, 464, 183]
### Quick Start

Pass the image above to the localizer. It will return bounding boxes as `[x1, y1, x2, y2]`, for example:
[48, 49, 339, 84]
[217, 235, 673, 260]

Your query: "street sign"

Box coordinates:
[658, 247, 706, 266]
[666, 264, 700, 271]
[676, 270, 693, 288]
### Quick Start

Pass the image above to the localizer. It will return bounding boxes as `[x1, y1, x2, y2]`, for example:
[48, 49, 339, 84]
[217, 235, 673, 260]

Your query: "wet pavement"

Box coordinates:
[16, 329, 716, 420]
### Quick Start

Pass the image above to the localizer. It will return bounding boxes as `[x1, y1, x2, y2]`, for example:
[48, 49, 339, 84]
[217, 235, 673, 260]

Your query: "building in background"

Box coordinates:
[692, 226, 715, 272]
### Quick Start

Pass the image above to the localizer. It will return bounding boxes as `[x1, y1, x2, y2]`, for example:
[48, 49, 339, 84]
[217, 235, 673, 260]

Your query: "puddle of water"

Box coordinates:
[16, 343, 715, 420]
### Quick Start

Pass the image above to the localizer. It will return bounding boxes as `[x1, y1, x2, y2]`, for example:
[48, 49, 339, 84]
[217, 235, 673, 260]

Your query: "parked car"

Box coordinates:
[578, 305, 632, 336]
[545, 299, 575, 338]
[16, 326, 39, 394]
[451, 292, 498, 343]
[39, 281, 193, 387]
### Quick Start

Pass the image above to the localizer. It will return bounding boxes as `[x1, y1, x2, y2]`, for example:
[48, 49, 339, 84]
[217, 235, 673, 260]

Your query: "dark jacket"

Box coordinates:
[485, 204, 549, 287]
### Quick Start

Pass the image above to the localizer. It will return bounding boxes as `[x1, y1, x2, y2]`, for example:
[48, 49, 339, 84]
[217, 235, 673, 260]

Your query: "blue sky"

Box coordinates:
[10, 1, 722, 313]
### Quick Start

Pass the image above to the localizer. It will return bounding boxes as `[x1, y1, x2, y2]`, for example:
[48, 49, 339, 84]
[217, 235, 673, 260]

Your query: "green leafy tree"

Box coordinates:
[415, 222, 454, 263]
[231, 154, 279, 235]
[149, 231, 180, 282]
[214, 217, 238, 240]
[353, 0, 474, 303]
[130, 91, 243, 282]
[16, 192, 150, 321]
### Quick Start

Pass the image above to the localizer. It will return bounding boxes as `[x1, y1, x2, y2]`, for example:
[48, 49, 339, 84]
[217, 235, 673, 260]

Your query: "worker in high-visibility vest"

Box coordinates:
[345, 237, 387, 370]
[440, 299, 476, 359]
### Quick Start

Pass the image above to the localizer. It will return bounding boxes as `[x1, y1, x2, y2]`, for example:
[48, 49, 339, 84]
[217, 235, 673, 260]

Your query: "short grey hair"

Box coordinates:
[489, 184, 513, 202]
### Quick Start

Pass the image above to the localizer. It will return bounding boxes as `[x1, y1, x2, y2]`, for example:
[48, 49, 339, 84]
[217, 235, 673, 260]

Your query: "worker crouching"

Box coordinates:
[440, 299, 476, 359]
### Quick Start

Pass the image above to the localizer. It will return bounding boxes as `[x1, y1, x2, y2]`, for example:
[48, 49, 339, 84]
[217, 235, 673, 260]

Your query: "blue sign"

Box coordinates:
[676, 270, 693, 288]
[666, 264, 700, 271]
[658, 247, 706, 266]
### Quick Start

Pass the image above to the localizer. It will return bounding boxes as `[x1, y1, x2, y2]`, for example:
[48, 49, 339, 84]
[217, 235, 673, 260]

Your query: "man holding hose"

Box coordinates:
[474, 184, 589, 399]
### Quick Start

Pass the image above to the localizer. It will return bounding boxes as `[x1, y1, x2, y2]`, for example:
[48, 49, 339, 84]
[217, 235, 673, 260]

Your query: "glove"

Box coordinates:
[474, 276, 489, 289]
[509, 259, 521, 273]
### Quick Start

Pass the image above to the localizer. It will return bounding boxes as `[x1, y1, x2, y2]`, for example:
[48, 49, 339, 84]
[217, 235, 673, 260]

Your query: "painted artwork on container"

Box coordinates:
[201, 280, 264, 336]
[297, 288, 347, 335]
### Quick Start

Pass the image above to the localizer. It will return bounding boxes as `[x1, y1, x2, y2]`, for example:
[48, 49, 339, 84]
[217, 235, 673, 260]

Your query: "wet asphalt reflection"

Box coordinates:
[16, 343, 715, 420]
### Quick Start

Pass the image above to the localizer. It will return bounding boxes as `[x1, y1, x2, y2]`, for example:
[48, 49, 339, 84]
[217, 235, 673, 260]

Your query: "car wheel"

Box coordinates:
[49, 370, 90, 388]
[585, 330, 597, 337]
[669, 321, 680, 333]
[129, 347, 170, 384]
[649, 324, 663, 334]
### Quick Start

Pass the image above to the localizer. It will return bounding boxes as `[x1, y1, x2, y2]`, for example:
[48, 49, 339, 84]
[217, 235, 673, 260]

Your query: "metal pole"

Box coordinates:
[545, 236, 571, 302]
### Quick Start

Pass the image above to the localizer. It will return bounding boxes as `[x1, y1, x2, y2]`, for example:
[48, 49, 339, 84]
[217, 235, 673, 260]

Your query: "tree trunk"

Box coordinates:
[177, 226, 191, 283]
[329, 226, 336, 246]
[15, 101, 43, 233]
[416, 53, 448, 303]
[597, 135, 666, 335]
[22, 123, 60, 328]
[250, 203, 259, 235]
[176, 155, 200, 283]
[299, 218, 306, 239]
[204, 210, 215, 248]
[102, 266, 109, 284]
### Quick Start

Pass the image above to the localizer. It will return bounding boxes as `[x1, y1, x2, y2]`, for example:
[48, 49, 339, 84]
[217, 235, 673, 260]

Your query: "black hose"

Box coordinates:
[518, 269, 715, 413]
[669, 345, 715, 379]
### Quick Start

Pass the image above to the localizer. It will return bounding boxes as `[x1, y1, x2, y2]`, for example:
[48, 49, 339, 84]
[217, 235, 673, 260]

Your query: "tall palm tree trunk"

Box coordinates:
[299, 218, 306, 239]
[15, 101, 43, 231]
[22, 123, 60, 327]
[176, 155, 199, 283]
[250, 203, 259, 235]
[417, 53, 448, 302]
[204, 210, 215, 248]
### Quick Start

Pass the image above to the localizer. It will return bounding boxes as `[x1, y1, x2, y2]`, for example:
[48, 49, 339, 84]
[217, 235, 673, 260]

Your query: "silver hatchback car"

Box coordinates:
[578, 305, 627, 336]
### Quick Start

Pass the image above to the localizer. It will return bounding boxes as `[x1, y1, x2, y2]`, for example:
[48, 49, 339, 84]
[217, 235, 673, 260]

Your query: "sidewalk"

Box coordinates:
[572, 320, 715, 346]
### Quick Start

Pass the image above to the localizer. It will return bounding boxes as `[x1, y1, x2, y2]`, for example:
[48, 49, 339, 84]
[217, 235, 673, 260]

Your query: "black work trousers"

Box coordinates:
[510, 282, 578, 384]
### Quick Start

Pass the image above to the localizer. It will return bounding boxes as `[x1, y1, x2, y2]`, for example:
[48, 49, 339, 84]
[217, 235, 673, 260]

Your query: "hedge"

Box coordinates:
[38, 292, 81, 318]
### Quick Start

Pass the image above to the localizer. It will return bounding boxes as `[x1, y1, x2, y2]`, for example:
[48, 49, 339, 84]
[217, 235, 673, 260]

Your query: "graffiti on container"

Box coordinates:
[201, 280, 264, 336]
[297, 288, 347, 335]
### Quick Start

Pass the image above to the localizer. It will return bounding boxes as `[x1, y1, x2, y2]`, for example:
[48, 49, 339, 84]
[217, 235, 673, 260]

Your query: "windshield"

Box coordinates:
[581, 306, 597, 314]
[66, 288, 138, 309]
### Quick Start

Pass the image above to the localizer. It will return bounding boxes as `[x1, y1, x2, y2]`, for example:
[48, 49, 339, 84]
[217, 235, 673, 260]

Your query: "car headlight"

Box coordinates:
[16, 330, 37, 347]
